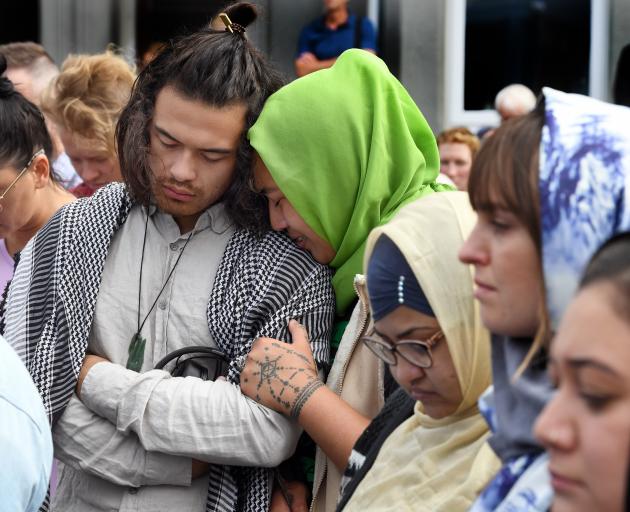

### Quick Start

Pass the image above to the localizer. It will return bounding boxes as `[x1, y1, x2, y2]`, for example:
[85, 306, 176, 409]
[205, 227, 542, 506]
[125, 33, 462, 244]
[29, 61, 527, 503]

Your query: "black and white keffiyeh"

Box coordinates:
[4, 183, 336, 512]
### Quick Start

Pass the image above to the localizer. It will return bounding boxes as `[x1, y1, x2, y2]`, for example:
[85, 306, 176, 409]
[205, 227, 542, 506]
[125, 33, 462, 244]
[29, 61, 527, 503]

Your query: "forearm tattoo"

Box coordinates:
[290, 379, 324, 419]
[243, 342, 321, 415]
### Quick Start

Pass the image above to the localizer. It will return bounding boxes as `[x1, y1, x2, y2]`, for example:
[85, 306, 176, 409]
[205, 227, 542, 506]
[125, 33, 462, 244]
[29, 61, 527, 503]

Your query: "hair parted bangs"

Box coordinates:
[467, 99, 551, 375]
[467, 100, 546, 253]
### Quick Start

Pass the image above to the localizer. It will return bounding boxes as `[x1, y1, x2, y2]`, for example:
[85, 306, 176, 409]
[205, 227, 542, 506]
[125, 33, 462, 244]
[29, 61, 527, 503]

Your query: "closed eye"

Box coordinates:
[201, 153, 227, 164]
[157, 136, 178, 149]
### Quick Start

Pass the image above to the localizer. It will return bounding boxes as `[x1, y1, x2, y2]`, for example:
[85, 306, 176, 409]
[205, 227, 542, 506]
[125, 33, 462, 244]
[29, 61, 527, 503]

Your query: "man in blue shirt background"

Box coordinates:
[295, 0, 377, 77]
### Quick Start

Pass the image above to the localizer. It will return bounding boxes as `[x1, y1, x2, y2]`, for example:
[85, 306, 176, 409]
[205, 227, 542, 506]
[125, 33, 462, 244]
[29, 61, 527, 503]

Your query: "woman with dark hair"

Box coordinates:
[534, 233, 630, 512]
[0, 55, 74, 296]
[459, 88, 630, 511]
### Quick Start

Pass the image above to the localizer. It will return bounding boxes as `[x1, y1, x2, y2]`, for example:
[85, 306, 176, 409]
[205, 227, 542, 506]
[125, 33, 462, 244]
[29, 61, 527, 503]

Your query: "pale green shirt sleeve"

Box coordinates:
[53, 393, 192, 487]
[82, 363, 301, 467]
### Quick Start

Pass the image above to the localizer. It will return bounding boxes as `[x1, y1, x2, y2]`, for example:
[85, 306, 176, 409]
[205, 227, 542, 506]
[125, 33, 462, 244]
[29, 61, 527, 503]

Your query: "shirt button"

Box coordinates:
[128, 487, 138, 494]
[169, 242, 179, 251]
[158, 300, 167, 310]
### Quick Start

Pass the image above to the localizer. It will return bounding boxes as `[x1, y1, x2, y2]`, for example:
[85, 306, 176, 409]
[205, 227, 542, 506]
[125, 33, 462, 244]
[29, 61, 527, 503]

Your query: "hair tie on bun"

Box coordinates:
[219, 12, 246, 35]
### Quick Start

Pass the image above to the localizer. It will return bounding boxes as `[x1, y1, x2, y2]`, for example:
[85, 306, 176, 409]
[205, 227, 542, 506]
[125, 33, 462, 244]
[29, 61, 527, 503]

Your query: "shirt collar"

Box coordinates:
[144, 201, 232, 240]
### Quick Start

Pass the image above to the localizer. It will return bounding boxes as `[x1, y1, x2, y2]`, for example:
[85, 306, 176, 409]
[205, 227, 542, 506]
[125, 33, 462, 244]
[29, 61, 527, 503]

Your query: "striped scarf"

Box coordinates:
[4, 183, 335, 512]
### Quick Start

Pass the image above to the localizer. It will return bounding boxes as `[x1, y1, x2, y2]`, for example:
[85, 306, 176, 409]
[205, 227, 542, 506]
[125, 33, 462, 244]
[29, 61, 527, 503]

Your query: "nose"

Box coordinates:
[458, 221, 489, 266]
[169, 150, 196, 183]
[268, 202, 288, 231]
[533, 392, 576, 452]
[392, 355, 426, 386]
[442, 162, 457, 178]
[76, 162, 99, 186]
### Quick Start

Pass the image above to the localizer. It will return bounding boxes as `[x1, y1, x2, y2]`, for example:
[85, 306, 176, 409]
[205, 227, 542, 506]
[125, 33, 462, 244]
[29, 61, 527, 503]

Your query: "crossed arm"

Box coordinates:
[294, 49, 375, 77]
[76, 359, 301, 467]
[53, 393, 199, 487]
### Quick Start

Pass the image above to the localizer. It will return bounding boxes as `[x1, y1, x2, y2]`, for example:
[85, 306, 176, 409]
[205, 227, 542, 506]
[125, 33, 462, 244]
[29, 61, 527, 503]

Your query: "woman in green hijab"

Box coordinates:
[245, 49, 448, 510]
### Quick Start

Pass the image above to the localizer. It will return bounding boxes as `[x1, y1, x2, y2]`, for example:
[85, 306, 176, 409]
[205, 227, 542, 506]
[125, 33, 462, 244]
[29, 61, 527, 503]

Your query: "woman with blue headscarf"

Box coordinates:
[459, 88, 630, 511]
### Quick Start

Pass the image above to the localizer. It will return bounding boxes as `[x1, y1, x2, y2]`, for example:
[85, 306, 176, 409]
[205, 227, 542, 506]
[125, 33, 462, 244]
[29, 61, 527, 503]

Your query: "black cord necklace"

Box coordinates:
[126, 209, 195, 372]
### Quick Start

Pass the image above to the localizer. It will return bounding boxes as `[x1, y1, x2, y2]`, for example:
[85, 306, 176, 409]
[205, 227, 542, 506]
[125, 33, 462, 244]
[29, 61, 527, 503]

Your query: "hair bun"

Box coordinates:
[223, 2, 258, 29]
[0, 55, 16, 98]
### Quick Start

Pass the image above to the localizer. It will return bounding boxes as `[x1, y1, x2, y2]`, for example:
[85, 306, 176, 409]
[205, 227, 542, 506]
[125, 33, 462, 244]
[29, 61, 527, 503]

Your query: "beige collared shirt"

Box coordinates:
[51, 204, 299, 512]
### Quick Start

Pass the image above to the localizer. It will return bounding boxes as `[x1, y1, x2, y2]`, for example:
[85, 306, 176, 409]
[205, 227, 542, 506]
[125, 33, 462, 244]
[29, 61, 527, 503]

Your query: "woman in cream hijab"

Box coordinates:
[337, 192, 499, 511]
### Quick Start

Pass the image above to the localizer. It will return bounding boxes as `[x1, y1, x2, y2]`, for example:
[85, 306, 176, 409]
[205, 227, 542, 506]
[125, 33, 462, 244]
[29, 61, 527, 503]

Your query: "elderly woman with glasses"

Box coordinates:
[0, 55, 74, 297]
[241, 192, 500, 511]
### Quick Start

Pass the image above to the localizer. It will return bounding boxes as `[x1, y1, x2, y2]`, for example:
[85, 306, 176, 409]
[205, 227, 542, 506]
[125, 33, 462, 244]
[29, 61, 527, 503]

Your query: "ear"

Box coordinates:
[31, 154, 51, 189]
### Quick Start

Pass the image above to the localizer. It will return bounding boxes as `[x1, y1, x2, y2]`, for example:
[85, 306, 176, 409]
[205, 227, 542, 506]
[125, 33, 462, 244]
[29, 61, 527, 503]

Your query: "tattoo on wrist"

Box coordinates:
[290, 379, 324, 419]
[247, 342, 319, 414]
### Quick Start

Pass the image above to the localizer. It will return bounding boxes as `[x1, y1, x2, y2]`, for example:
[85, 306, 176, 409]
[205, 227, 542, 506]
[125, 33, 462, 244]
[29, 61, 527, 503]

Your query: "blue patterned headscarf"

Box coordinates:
[540, 87, 630, 329]
[470, 90, 630, 512]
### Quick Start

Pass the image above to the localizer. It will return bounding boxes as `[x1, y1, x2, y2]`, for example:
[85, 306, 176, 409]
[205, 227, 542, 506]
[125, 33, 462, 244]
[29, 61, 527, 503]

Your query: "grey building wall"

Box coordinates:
[398, 0, 444, 131]
[41, 0, 122, 65]
[610, 0, 630, 91]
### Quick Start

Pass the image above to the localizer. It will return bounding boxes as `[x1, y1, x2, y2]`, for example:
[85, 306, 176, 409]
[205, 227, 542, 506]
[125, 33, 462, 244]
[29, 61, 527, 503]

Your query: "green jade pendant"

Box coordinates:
[127, 332, 146, 372]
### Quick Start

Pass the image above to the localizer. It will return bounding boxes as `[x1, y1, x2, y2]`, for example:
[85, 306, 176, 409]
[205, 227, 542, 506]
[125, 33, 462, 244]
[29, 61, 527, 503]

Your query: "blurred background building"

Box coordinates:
[1, 0, 628, 131]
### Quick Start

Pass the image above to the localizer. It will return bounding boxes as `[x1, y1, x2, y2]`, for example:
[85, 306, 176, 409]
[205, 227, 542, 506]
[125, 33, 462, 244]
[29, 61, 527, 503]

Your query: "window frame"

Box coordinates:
[443, 0, 610, 129]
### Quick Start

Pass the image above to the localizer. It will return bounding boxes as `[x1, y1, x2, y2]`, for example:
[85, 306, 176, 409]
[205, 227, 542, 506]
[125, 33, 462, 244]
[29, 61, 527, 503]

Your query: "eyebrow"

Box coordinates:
[154, 125, 233, 155]
[373, 325, 437, 340]
[567, 358, 621, 377]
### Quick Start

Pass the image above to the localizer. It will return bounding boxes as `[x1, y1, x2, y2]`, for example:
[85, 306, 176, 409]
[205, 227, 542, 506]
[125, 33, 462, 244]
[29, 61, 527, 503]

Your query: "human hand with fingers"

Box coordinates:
[240, 319, 324, 419]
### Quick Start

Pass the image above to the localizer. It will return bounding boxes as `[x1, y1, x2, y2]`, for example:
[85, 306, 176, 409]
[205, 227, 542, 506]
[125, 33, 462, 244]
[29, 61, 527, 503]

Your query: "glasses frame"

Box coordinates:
[361, 329, 445, 368]
[0, 149, 45, 203]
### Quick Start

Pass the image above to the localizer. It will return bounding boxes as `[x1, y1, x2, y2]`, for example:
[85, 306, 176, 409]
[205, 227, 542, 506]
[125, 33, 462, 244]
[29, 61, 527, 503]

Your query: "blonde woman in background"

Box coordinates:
[436, 127, 480, 191]
[41, 51, 135, 197]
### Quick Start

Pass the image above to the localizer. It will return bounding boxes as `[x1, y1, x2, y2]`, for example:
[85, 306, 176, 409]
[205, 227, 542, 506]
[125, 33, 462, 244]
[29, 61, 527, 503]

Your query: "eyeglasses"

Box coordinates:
[361, 329, 445, 368]
[0, 149, 45, 212]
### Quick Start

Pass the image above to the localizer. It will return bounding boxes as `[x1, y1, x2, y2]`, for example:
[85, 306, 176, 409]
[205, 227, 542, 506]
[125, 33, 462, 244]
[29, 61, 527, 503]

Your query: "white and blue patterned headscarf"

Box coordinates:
[540, 87, 630, 329]
[470, 88, 630, 512]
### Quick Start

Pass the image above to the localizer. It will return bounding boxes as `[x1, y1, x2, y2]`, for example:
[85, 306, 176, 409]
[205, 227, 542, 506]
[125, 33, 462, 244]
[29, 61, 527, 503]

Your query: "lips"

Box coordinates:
[473, 278, 496, 300]
[163, 184, 194, 202]
[549, 469, 583, 494]
[84, 182, 102, 191]
[290, 234, 307, 249]
[474, 278, 495, 291]
[409, 389, 437, 402]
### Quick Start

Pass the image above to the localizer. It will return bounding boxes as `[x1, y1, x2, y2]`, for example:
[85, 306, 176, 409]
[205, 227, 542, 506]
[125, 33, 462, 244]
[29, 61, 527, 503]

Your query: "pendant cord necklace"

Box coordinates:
[126, 209, 194, 372]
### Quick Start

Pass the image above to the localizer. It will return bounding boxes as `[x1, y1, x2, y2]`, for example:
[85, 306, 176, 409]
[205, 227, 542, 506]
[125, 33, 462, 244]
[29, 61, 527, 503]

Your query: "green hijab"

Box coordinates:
[248, 49, 447, 315]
